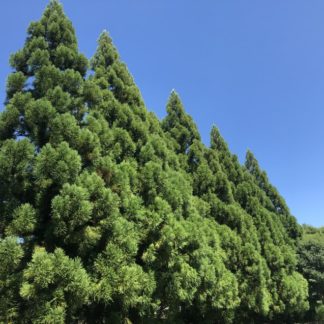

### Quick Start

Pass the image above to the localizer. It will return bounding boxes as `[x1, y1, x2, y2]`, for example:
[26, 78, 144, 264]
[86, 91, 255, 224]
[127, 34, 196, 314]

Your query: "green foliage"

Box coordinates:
[20, 247, 91, 322]
[5, 204, 37, 237]
[162, 91, 200, 155]
[91, 31, 143, 108]
[0, 2, 312, 323]
[245, 150, 302, 240]
[315, 304, 324, 321]
[0, 139, 35, 233]
[34, 142, 81, 190]
[297, 225, 324, 321]
[0, 237, 24, 323]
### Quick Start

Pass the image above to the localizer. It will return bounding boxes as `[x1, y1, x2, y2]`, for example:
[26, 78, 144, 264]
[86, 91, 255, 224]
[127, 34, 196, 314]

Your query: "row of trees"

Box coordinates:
[0, 1, 319, 323]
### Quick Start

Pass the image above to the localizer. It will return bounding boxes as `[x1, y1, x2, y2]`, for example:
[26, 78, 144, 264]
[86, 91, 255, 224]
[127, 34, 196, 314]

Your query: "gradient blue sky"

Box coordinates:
[0, 1, 323, 226]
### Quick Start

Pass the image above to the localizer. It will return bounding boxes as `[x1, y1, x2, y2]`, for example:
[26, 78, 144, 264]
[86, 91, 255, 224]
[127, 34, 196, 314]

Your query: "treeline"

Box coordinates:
[0, 1, 320, 323]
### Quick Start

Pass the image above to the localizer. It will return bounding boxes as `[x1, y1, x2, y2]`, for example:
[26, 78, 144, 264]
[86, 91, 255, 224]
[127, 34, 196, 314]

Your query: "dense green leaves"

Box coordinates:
[20, 247, 91, 323]
[162, 91, 200, 155]
[0, 1, 312, 323]
[0, 237, 24, 323]
[298, 226, 324, 321]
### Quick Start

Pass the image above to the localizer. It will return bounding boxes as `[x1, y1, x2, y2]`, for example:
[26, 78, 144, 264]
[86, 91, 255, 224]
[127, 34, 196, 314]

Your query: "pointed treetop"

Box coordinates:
[210, 126, 229, 153]
[2, 0, 88, 141]
[166, 90, 186, 116]
[36, 0, 77, 49]
[245, 150, 269, 185]
[245, 149, 292, 220]
[91, 30, 143, 107]
[162, 91, 200, 154]
[92, 30, 119, 69]
[9, 0, 87, 79]
[245, 150, 259, 174]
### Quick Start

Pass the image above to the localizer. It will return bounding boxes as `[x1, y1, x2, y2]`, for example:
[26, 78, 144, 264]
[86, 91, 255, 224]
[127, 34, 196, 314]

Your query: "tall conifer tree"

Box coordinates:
[0, 2, 310, 323]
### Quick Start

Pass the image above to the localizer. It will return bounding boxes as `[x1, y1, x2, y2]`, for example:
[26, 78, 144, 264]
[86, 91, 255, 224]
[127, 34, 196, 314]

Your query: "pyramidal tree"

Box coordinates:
[0, 1, 310, 323]
[245, 150, 301, 240]
[0, 1, 98, 321]
[87, 32, 240, 323]
[0, 2, 239, 322]
[162, 101, 309, 322]
[162, 90, 200, 154]
[86, 30, 158, 162]
[91, 31, 144, 109]
[2, 0, 88, 143]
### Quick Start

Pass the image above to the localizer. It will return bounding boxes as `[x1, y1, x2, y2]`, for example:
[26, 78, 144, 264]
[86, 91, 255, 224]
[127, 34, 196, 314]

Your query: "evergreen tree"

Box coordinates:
[161, 105, 309, 322]
[0, 2, 311, 323]
[0, 1, 92, 321]
[245, 150, 302, 240]
[162, 90, 200, 155]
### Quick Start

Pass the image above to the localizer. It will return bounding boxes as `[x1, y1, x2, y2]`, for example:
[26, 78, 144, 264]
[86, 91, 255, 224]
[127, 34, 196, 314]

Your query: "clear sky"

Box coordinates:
[0, 1, 323, 226]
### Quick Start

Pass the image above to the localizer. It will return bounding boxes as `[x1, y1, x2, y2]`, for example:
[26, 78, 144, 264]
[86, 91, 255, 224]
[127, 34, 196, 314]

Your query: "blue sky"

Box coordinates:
[0, 1, 323, 226]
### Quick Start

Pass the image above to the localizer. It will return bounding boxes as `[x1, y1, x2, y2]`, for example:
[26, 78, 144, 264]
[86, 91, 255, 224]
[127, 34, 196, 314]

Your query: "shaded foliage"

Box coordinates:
[298, 225, 324, 322]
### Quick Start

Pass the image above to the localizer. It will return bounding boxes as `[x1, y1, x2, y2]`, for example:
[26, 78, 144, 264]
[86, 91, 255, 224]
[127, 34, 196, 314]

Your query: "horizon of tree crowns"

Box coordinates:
[0, 1, 311, 323]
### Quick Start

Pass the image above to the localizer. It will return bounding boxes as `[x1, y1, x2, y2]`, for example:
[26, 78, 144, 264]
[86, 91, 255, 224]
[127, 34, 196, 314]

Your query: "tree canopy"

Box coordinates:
[0, 1, 314, 323]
